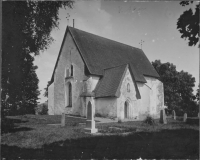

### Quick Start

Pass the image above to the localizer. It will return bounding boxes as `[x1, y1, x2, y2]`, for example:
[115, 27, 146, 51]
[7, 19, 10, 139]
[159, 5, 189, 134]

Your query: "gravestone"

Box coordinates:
[183, 113, 187, 122]
[159, 109, 167, 124]
[61, 113, 65, 127]
[84, 101, 98, 133]
[172, 110, 176, 120]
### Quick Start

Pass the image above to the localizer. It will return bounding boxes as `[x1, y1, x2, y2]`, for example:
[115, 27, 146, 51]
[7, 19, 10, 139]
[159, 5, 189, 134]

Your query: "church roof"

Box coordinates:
[51, 26, 159, 83]
[94, 64, 141, 99]
[68, 26, 159, 82]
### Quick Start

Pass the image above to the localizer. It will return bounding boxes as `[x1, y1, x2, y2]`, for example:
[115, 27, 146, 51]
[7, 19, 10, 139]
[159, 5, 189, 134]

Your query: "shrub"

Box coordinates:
[186, 118, 199, 125]
[36, 103, 48, 115]
[95, 113, 102, 117]
[186, 110, 199, 117]
[143, 115, 155, 125]
[40, 105, 48, 115]
[175, 109, 184, 116]
[118, 118, 122, 123]
[165, 108, 172, 115]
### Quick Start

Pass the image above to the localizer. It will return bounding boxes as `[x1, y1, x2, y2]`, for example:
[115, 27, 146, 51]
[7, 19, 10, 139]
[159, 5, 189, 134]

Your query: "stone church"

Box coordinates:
[48, 26, 164, 120]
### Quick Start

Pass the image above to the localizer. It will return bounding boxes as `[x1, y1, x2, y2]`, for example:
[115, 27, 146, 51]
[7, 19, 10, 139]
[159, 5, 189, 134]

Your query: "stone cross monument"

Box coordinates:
[84, 101, 98, 133]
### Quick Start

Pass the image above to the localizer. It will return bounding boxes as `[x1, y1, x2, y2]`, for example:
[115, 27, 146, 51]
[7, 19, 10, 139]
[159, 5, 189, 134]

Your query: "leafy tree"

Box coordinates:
[2, 1, 73, 116]
[35, 102, 48, 115]
[44, 81, 52, 98]
[177, 1, 199, 47]
[196, 84, 199, 102]
[152, 60, 181, 109]
[152, 60, 197, 112]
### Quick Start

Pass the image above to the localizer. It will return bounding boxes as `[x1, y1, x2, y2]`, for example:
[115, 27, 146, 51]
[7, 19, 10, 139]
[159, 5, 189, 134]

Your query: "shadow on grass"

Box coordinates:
[1, 129, 199, 159]
[1, 118, 32, 134]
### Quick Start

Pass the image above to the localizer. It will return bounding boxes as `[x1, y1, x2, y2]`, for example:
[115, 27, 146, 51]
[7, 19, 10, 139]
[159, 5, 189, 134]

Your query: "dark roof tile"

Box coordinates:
[69, 26, 159, 82]
[51, 26, 159, 84]
[94, 64, 128, 98]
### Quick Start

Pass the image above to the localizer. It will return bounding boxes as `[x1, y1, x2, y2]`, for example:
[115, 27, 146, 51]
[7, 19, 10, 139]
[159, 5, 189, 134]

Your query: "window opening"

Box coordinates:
[127, 83, 130, 92]
[71, 65, 73, 76]
[68, 83, 72, 107]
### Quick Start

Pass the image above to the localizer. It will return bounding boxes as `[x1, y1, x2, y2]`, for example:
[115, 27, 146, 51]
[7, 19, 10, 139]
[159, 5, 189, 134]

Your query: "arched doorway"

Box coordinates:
[124, 101, 129, 118]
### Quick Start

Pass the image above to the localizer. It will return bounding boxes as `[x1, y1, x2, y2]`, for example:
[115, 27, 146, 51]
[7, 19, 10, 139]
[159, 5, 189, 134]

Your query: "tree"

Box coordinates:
[177, 1, 199, 47]
[2, 1, 73, 116]
[152, 60, 197, 112]
[44, 81, 52, 98]
[196, 84, 199, 102]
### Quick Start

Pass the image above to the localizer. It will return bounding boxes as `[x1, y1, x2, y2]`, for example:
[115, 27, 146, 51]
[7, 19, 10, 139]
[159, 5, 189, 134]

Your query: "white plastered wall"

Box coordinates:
[137, 76, 164, 119]
[117, 68, 139, 120]
[95, 97, 117, 118]
[53, 31, 87, 115]
[48, 82, 54, 115]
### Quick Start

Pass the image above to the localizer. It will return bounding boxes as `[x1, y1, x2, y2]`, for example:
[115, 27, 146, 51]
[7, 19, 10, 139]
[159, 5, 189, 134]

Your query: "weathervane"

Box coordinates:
[139, 40, 145, 50]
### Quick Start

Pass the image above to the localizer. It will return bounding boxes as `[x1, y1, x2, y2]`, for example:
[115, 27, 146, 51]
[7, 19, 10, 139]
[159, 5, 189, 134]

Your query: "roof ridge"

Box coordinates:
[68, 26, 142, 51]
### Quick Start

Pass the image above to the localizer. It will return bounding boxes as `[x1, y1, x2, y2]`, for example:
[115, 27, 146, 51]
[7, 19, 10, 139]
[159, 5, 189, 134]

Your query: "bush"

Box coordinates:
[36, 103, 48, 115]
[40, 104, 48, 115]
[118, 118, 122, 123]
[186, 110, 199, 117]
[186, 118, 199, 125]
[174, 109, 184, 116]
[165, 108, 172, 115]
[143, 115, 155, 125]
[95, 113, 102, 117]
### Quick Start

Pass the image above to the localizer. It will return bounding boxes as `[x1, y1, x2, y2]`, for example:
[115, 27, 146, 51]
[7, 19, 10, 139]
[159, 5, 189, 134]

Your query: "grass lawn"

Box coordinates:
[1, 115, 199, 159]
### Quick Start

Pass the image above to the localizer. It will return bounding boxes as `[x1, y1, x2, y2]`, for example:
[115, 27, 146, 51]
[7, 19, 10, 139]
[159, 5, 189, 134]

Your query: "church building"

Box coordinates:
[48, 26, 164, 120]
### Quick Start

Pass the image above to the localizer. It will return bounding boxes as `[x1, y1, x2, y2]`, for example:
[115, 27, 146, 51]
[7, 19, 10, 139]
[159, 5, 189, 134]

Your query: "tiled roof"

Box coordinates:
[50, 26, 159, 84]
[94, 64, 127, 98]
[68, 26, 159, 82]
[94, 64, 141, 99]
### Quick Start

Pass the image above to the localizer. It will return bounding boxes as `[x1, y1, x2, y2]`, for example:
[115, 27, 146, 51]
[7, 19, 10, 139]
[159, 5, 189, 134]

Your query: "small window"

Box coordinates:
[127, 83, 130, 92]
[71, 65, 73, 76]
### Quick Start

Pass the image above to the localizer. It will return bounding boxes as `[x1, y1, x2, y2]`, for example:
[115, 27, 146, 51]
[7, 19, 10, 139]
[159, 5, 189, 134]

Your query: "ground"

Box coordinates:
[1, 114, 199, 159]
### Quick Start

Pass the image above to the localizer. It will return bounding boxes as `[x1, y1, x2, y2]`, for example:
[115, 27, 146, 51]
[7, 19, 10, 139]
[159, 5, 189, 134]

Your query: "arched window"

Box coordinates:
[71, 65, 73, 76]
[68, 83, 72, 107]
[127, 83, 130, 92]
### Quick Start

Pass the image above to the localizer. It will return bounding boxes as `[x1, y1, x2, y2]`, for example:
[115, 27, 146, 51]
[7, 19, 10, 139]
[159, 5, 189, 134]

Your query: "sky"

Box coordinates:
[34, 0, 199, 103]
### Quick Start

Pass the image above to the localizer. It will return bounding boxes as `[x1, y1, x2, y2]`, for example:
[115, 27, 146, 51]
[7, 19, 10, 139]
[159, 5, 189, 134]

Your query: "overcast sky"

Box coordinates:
[34, 1, 199, 103]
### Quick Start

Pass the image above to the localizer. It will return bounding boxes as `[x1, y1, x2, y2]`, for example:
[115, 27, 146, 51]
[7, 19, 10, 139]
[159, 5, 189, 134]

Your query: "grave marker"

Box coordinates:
[172, 110, 176, 120]
[183, 113, 187, 122]
[61, 113, 65, 127]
